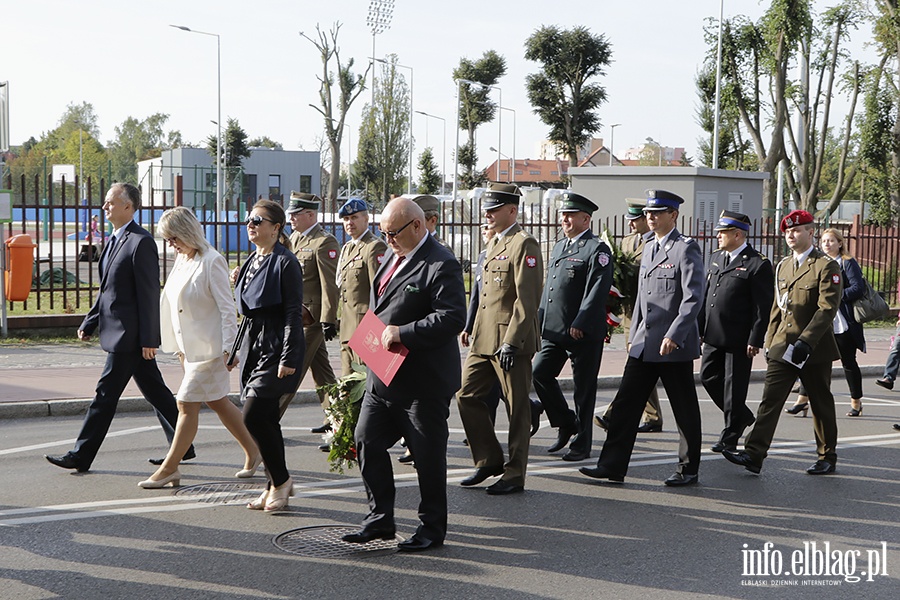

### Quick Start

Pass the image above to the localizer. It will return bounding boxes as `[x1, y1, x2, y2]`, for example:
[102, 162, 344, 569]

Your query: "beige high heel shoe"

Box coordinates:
[265, 477, 294, 512]
[138, 470, 181, 489]
[235, 454, 263, 478]
[247, 487, 270, 510]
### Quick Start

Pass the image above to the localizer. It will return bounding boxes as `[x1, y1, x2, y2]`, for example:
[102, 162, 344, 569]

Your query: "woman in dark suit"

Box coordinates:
[786, 228, 866, 417]
[234, 199, 305, 512]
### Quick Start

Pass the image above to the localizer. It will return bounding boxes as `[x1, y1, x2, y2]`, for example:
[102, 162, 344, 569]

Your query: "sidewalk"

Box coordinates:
[1, 326, 896, 419]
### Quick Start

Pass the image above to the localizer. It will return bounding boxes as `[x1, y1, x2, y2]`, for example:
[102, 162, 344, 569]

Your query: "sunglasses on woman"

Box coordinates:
[246, 215, 275, 227]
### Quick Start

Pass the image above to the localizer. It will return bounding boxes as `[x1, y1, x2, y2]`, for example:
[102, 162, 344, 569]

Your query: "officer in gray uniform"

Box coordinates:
[580, 190, 704, 486]
[533, 192, 613, 461]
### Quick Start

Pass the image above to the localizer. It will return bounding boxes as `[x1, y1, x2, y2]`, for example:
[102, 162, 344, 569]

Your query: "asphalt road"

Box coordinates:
[1, 379, 898, 600]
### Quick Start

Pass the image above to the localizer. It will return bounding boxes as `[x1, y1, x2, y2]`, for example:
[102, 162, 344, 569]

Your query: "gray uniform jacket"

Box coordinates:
[629, 229, 704, 362]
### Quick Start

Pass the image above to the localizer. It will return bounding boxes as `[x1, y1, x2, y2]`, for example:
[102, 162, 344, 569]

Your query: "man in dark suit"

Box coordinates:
[342, 197, 466, 552]
[700, 211, 773, 453]
[533, 192, 613, 461]
[723, 210, 841, 475]
[45, 183, 188, 472]
[579, 190, 704, 486]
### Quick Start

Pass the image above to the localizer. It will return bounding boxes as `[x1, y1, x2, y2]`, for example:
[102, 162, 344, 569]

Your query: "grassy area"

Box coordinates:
[6, 291, 96, 315]
[0, 334, 93, 346]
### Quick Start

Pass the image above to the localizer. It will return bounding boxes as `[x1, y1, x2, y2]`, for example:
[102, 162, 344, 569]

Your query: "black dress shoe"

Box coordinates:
[710, 441, 736, 453]
[341, 528, 396, 544]
[45, 453, 88, 472]
[486, 480, 524, 495]
[893, 423, 900, 431]
[806, 460, 836, 475]
[721, 450, 761, 474]
[530, 402, 543, 436]
[578, 465, 625, 483]
[637, 421, 662, 433]
[561, 450, 590, 461]
[876, 378, 894, 390]
[398, 453, 414, 463]
[547, 425, 576, 453]
[398, 535, 444, 552]
[149, 448, 196, 466]
[664, 472, 699, 486]
[318, 444, 330, 452]
[593, 415, 609, 430]
[460, 466, 504, 487]
[310, 424, 331, 434]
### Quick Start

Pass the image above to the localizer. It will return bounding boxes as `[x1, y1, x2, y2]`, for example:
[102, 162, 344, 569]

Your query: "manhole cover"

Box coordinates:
[274, 525, 399, 558]
[174, 482, 264, 505]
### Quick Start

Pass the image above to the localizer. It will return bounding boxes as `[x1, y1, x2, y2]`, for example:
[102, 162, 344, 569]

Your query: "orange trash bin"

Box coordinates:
[4, 234, 36, 302]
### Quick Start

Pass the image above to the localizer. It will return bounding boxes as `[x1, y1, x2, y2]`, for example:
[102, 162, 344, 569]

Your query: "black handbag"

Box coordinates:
[852, 279, 890, 324]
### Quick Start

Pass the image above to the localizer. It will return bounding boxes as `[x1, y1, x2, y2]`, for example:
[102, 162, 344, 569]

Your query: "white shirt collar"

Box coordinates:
[496, 223, 517, 239]
[726, 242, 748, 261]
[112, 220, 133, 238]
[794, 244, 815, 266]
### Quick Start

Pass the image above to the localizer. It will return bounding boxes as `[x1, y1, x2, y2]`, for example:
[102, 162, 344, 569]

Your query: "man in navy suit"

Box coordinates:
[46, 183, 188, 472]
[342, 197, 466, 552]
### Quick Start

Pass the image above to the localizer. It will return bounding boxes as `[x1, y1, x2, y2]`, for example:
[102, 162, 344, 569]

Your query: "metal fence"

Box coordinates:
[4, 173, 899, 313]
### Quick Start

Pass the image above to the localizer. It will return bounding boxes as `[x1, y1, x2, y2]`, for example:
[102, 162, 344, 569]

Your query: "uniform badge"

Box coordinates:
[832, 273, 840, 285]
[525, 256, 537, 268]
[496, 255, 508, 261]
[328, 249, 337, 259]
[598, 252, 610, 267]
[376, 254, 385, 264]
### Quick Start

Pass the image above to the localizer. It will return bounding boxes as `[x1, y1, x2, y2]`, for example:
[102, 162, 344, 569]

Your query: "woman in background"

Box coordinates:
[139, 207, 260, 488]
[234, 199, 305, 512]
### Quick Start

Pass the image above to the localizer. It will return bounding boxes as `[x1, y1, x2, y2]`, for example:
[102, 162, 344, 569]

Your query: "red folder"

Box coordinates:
[348, 310, 408, 385]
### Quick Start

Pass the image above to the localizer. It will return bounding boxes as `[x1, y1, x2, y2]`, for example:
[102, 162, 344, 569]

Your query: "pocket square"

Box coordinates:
[404, 285, 420, 293]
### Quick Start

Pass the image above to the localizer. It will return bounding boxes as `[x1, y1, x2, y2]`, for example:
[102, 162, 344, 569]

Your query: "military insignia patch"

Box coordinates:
[832, 273, 840, 285]
[328, 249, 337, 259]
[598, 252, 610, 267]
[525, 256, 537, 268]
[376, 254, 385, 264]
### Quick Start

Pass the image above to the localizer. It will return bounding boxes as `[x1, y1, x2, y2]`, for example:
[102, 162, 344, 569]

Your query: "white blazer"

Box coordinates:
[160, 248, 238, 362]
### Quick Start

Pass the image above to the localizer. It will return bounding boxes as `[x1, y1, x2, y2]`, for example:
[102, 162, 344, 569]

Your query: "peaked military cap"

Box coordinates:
[482, 182, 522, 210]
[625, 198, 647, 220]
[714, 210, 751, 232]
[287, 191, 322, 213]
[404, 194, 441, 213]
[643, 189, 684, 212]
[557, 191, 598, 214]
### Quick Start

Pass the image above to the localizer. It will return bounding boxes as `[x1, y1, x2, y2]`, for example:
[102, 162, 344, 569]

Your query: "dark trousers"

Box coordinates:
[278, 324, 337, 419]
[797, 332, 863, 401]
[700, 344, 755, 448]
[72, 350, 182, 468]
[595, 355, 701, 477]
[532, 338, 604, 455]
[355, 390, 450, 543]
[243, 395, 290, 487]
[745, 359, 837, 465]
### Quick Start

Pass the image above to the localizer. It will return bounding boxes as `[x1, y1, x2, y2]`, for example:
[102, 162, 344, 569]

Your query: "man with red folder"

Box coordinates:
[342, 197, 466, 552]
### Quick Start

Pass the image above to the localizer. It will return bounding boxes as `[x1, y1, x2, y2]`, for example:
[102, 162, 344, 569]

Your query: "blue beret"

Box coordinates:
[339, 198, 369, 217]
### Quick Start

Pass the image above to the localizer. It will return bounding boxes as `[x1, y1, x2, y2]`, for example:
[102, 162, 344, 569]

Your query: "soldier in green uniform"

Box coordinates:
[723, 209, 842, 475]
[283, 192, 340, 430]
[458, 183, 543, 495]
[336, 199, 386, 376]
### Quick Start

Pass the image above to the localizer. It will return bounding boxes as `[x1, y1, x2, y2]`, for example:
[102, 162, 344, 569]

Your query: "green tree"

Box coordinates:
[302, 23, 370, 210]
[857, 65, 897, 224]
[109, 113, 182, 184]
[868, 0, 900, 217]
[206, 117, 250, 168]
[453, 51, 506, 189]
[417, 147, 442, 194]
[248, 136, 283, 150]
[357, 55, 410, 205]
[524, 25, 612, 167]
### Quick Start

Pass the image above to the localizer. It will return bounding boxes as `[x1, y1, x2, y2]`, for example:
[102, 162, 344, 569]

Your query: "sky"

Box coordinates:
[1, 0, 878, 177]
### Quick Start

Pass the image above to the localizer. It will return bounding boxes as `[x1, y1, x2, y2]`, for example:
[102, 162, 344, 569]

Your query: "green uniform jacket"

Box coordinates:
[290, 223, 339, 324]
[766, 248, 841, 365]
[337, 229, 387, 344]
[470, 224, 543, 356]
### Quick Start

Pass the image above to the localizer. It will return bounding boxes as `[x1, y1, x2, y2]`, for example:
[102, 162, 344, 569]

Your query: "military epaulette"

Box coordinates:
[517, 230, 530, 238]
[678, 235, 693, 242]
[760, 255, 769, 261]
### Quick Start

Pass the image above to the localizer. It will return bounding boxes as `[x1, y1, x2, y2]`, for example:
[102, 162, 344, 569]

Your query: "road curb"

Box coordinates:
[0, 365, 885, 420]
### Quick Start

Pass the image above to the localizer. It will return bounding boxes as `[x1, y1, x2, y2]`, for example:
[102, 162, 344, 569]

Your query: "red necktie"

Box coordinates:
[377, 256, 406, 296]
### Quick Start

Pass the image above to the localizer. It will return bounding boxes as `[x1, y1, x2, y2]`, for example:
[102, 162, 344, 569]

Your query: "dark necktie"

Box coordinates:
[723, 253, 731, 267]
[377, 256, 406, 296]
[100, 234, 117, 275]
[652, 240, 660, 259]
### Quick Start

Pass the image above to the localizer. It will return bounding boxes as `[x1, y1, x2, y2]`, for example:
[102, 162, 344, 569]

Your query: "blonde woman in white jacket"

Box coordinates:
[139, 207, 260, 488]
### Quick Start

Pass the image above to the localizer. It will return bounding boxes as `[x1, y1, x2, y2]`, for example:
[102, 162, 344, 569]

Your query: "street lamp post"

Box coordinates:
[367, 1, 395, 199]
[609, 123, 621, 166]
[452, 78, 501, 202]
[713, 0, 725, 169]
[415, 111, 447, 195]
[374, 57, 413, 194]
[498, 106, 516, 183]
[171, 24, 222, 248]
